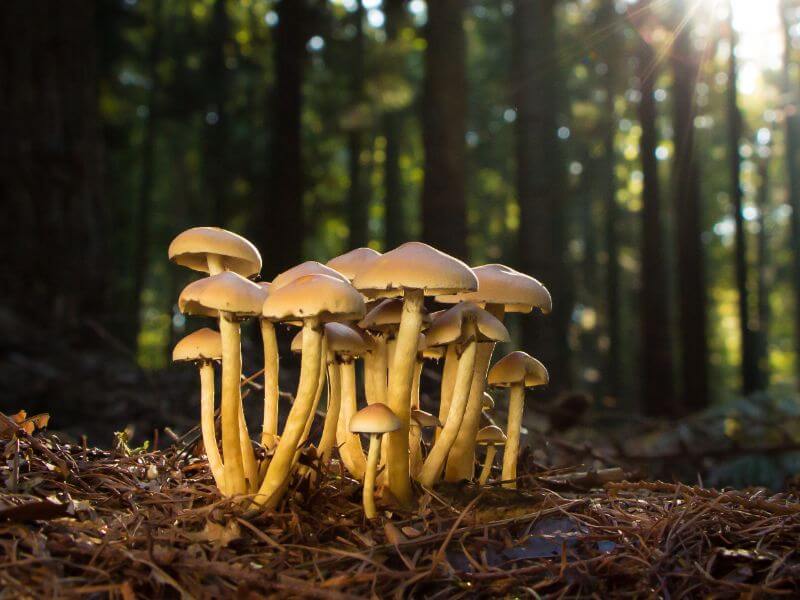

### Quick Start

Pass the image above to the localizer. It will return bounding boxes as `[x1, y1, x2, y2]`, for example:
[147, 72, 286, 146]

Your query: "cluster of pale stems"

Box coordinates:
[169, 227, 551, 519]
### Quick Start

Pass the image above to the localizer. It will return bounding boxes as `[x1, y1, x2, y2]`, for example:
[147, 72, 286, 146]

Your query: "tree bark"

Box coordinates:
[346, 1, 368, 248]
[513, 0, 571, 391]
[755, 157, 771, 390]
[421, 0, 468, 259]
[205, 0, 231, 226]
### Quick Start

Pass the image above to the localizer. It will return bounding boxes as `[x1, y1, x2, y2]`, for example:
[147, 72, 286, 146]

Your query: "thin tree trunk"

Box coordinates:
[513, 0, 571, 391]
[347, 1, 368, 248]
[421, 0, 468, 259]
[755, 157, 771, 390]
[205, 0, 231, 225]
[671, 0, 708, 412]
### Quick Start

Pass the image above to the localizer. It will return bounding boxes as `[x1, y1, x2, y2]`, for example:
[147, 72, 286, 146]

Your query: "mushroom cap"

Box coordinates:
[425, 302, 510, 347]
[410, 409, 442, 429]
[262, 274, 366, 323]
[179, 272, 267, 317]
[271, 261, 348, 291]
[476, 425, 507, 445]
[352, 241, 478, 298]
[168, 227, 262, 277]
[482, 392, 495, 411]
[487, 351, 549, 388]
[326, 247, 382, 281]
[172, 328, 222, 362]
[359, 298, 432, 333]
[350, 403, 401, 434]
[291, 322, 368, 357]
[421, 343, 446, 360]
[436, 264, 552, 314]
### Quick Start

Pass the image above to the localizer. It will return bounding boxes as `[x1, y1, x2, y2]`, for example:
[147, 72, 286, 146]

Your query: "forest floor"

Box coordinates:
[2, 416, 799, 599]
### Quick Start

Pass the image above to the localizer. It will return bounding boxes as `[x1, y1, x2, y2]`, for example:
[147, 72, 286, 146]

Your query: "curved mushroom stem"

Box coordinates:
[301, 337, 329, 448]
[385, 288, 425, 506]
[502, 383, 525, 489]
[435, 345, 458, 443]
[260, 319, 280, 448]
[336, 360, 367, 479]
[445, 303, 505, 481]
[363, 433, 381, 519]
[253, 318, 323, 508]
[199, 361, 226, 493]
[238, 398, 259, 492]
[411, 360, 423, 410]
[478, 445, 497, 486]
[317, 360, 342, 463]
[417, 330, 477, 488]
[218, 313, 247, 496]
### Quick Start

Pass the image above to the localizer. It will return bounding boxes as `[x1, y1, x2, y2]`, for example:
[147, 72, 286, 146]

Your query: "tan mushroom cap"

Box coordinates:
[291, 322, 368, 357]
[262, 274, 366, 323]
[424, 302, 510, 347]
[168, 227, 262, 277]
[326, 247, 382, 281]
[358, 298, 431, 332]
[487, 351, 549, 388]
[476, 425, 507, 445]
[482, 392, 495, 411]
[350, 403, 401, 434]
[410, 409, 442, 429]
[172, 328, 222, 362]
[352, 241, 478, 298]
[436, 264, 552, 314]
[179, 272, 267, 317]
[271, 261, 348, 291]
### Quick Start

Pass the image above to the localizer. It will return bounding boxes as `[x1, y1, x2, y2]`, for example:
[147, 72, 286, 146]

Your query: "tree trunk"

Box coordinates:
[261, 0, 308, 277]
[671, 0, 709, 412]
[421, 0, 468, 259]
[383, 0, 407, 249]
[347, 1, 368, 248]
[727, 11, 757, 395]
[513, 0, 571, 391]
[205, 0, 231, 226]
[755, 157, 771, 390]
[0, 2, 106, 330]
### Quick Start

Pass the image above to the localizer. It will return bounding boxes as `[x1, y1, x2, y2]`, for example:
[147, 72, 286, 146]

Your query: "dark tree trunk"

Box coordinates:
[383, 0, 407, 249]
[347, 1, 368, 248]
[781, 0, 800, 389]
[635, 0, 676, 416]
[671, 0, 709, 412]
[513, 0, 571, 391]
[261, 0, 309, 277]
[421, 0, 468, 259]
[0, 2, 106, 330]
[755, 157, 771, 390]
[726, 12, 758, 395]
[205, 0, 231, 225]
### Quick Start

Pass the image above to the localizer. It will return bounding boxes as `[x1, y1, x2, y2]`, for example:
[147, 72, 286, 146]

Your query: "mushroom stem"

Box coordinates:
[260, 319, 280, 448]
[478, 445, 497, 486]
[317, 361, 342, 463]
[253, 318, 323, 508]
[336, 360, 367, 479]
[218, 313, 247, 495]
[435, 345, 458, 442]
[408, 360, 424, 476]
[384, 288, 425, 506]
[502, 383, 525, 489]
[301, 337, 328, 447]
[364, 333, 388, 405]
[238, 398, 259, 492]
[445, 303, 505, 481]
[417, 330, 477, 488]
[411, 360, 423, 410]
[199, 361, 226, 493]
[363, 433, 381, 519]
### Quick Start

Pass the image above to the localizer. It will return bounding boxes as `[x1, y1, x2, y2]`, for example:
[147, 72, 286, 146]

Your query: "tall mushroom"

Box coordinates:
[172, 328, 225, 493]
[179, 272, 266, 496]
[253, 274, 365, 509]
[169, 226, 262, 278]
[416, 302, 508, 488]
[349, 403, 401, 519]
[257, 282, 280, 449]
[436, 264, 551, 481]
[486, 351, 549, 489]
[476, 425, 506, 485]
[353, 243, 477, 505]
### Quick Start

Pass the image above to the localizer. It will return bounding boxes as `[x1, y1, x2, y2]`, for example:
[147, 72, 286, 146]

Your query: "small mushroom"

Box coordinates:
[172, 328, 225, 493]
[487, 351, 549, 489]
[349, 403, 401, 519]
[476, 425, 507, 485]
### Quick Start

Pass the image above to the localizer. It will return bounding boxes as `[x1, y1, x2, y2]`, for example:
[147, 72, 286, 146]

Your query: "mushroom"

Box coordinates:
[253, 274, 365, 509]
[179, 272, 266, 496]
[168, 226, 262, 278]
[436, 264, 551, 482]
[270, 260, 349, 290]
[486, 351, 549, 489]
[409, 409, 442, 477]
[257, 282, 280, 449]
[416, 303, 508, 488]
[476, 425, 507, 485]
[349, 403, 401, 519]
[326, 247, 382, 281]
[353, 242, 477, 505]
[172, 328, 226, 492]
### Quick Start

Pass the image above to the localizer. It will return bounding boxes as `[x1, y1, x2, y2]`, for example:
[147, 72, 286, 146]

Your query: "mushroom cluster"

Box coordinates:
[169, 227, 551, 517]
